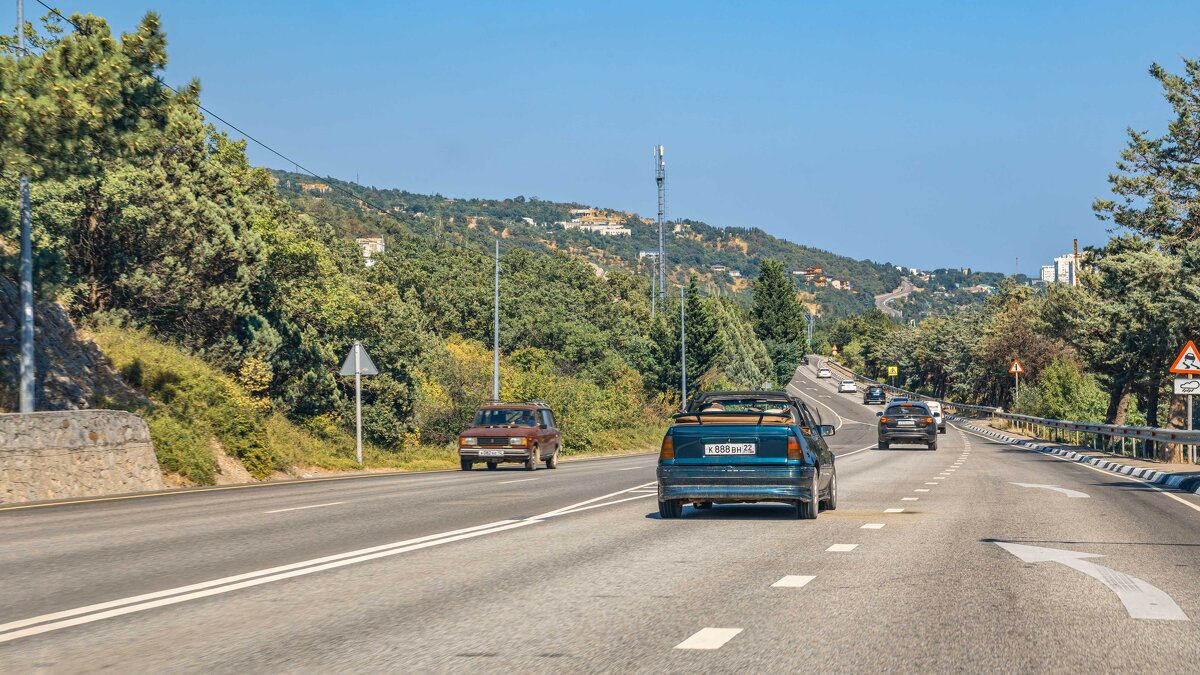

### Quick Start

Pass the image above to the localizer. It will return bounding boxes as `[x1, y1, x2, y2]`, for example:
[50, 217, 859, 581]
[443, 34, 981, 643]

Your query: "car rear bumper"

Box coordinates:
[459, 449, 534, 461]
[880, 430, 936, 442]
[656, 464, 817, 503]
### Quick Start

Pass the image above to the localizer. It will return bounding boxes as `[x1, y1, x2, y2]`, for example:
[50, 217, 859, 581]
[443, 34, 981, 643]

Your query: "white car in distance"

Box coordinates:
[817, 367, 832, 379]
[925, 400, 946, 434]
[838, 380, 857, 393]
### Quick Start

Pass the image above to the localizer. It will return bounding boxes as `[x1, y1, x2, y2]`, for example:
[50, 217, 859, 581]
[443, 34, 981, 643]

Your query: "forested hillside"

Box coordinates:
[270, 171, 903, 316]
[0, 11, 805, 483]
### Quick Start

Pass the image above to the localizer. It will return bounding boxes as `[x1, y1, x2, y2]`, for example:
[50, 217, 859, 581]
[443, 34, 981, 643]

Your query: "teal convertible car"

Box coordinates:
[656, 391, 837, 519]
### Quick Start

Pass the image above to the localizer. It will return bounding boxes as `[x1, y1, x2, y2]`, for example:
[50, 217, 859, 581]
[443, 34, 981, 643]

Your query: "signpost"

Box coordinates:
[340, 341, 379, 466]
[1009, 359, 1024, 397]
[1169, 341, 1200, 464]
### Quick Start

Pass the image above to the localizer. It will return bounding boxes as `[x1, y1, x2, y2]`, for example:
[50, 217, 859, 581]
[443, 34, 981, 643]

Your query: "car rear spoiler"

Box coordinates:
[671, 411, 792, 426]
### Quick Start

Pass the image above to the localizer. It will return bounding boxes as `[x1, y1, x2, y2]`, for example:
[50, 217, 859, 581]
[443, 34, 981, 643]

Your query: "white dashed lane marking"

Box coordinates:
[826, 544, 859, 552]
[885, 508, 904, 513]
[914, 489, 929, 492]
[902, 497, 919, 501]
[676, 628, 744, 650]
[861, 523, 885, 529]
[772, 575, 816, 588]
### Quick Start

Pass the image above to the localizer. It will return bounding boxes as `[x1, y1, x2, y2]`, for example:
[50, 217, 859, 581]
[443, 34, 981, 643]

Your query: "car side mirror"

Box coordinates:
[876, 411, 883, 417]
[817, 424, 835, 437]
[539, 424, 548, 430]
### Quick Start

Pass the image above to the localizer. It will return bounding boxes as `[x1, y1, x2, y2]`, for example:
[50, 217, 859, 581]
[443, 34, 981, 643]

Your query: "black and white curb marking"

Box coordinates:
[949, 417, 1200, 495]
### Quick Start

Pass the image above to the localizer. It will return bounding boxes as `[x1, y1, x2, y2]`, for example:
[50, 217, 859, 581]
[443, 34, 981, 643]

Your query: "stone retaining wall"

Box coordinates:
[0, 410, 163, 503]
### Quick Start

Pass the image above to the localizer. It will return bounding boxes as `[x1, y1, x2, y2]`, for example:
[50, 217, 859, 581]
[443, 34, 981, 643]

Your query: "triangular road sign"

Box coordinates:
[1009, 360, 1024, 374]
[340, 342, 379, 376]
[1170, 340, 1200, 375]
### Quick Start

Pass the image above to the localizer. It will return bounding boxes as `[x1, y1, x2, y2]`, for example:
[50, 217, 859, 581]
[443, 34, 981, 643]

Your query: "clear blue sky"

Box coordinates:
[67, 1, 1200, 272]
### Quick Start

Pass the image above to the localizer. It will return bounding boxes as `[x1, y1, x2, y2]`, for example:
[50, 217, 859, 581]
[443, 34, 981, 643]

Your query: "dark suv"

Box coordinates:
[877, 401, 937, 450]
[459, 402, 562, 471]
[863, 386, 886, 405]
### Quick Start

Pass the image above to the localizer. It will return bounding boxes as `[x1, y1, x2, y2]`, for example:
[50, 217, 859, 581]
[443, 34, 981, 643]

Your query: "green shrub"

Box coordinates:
[147, 413, 215, 484]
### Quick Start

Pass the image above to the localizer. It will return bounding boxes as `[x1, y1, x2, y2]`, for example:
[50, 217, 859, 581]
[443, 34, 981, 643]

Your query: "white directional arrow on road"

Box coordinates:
[1010, 482, 1090, 499]
[995, 542, 1189, 621]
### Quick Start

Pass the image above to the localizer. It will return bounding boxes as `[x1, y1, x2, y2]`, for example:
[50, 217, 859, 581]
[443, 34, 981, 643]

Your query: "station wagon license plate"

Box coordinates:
[898, 420, 915, 427]
[478, 449, 505, 456]
[704, 443, 756, 455]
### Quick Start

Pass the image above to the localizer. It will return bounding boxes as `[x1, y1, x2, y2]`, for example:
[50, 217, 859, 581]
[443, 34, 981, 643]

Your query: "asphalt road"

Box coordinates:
[874, 277, 914, 319]
[3, 366, 1200, 672]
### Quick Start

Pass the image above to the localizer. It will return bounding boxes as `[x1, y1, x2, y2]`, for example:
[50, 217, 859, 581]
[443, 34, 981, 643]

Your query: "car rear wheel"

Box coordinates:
[486, 461, 498, 470]
[546, 448, 558, 469]
[929, 439, 938, 451]
[797, 471, 819, 519]
[823, 469, 838, 511]
[460, 458, 472, 471]
[658, 499, 683, 519]
[878, 440, 889, 450]
[939, 427, 946, 434]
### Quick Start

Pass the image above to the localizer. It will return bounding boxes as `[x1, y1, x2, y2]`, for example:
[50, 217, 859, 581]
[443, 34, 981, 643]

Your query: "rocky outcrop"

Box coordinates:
[0, 275, 143, 411]
[0, 410, 164, 503]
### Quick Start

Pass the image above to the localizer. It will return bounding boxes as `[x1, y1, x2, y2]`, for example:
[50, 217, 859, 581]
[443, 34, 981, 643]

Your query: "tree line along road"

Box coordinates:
[1, 364, 1199, 671]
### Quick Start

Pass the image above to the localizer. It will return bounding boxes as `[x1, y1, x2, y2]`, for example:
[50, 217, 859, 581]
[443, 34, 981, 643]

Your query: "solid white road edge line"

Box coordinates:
[953, 423, 1200, 515]
[498, 478, 540, 484]
[0, 519, 533, 643]
[837, 443, 878, 458]
[675, 627, 743, 650]
[532, 482, 657, 519]
[0, 480, 664, 643]
[263, 501, 345, 514]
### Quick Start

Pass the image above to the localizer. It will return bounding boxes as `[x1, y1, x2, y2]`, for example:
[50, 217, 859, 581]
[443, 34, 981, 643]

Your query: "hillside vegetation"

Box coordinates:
[0, 11, 800, 483]
[271, 171, 903, 317]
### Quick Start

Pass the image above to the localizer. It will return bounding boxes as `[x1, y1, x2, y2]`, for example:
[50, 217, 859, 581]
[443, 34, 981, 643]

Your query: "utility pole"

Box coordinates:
[354, 342, 362, 466]
[804, 312, 815, 355]
[492, 239, 500, 402]
[655, 145, 667, 305]
[17, 0, 35, 413]
[679, 284, 687, 411]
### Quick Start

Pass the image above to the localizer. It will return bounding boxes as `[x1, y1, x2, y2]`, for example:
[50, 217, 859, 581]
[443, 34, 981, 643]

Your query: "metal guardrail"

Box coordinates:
[816, 358, 1199, 463]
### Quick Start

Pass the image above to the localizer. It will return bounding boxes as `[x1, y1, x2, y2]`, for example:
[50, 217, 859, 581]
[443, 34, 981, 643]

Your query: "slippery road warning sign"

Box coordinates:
[1169, 341, 1200, 375]
[1009, 360, 1024, 374]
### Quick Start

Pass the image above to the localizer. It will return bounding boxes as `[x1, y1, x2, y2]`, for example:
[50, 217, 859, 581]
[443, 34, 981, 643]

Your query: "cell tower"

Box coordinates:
[655, 145, 667, 304]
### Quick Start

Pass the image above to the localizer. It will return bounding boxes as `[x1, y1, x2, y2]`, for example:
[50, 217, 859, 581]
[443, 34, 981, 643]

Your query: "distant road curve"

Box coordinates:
[874, 277, 914, 319]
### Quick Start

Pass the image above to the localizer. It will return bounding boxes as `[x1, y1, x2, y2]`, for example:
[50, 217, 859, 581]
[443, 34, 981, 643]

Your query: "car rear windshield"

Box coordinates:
[885, 404, 928, 416]
[695, 398, 793, 414]
[868, 387, 883, 394]
[473, 408, 538, 427]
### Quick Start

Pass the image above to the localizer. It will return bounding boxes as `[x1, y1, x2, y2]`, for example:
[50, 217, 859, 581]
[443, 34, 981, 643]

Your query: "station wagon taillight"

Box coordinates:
[923, 417, 934, 424]
[659, 435, 674, 461]
[879, 417, 890, 423]
[787, 433, 802, 461]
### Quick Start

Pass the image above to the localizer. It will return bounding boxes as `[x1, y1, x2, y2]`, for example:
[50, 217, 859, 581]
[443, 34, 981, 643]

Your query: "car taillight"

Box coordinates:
[659, 435, 674, 461]
[879, 417, 890, 423]
[923, 417, 933, 424]
[787, 433, 802, 461]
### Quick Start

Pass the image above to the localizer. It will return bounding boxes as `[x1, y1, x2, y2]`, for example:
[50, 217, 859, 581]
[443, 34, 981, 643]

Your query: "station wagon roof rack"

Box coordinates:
[481, 400, 551, 408]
